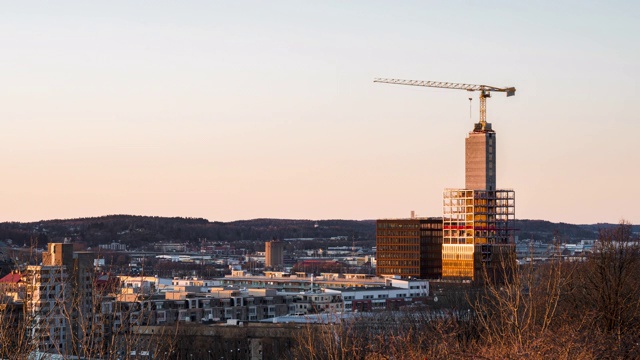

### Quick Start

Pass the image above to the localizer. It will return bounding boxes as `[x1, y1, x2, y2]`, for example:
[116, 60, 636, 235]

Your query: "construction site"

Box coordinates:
[374, 78, 516, 281]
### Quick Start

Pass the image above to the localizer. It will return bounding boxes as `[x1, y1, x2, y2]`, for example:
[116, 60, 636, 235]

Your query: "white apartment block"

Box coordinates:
[324, 278, 429, 311]
[25, 265, 70, 353]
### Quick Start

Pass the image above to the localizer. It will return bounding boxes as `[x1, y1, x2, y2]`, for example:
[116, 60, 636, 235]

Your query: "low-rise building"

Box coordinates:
[324, 278, 429, 311]
[98, 242, 127, 251]
[221, 272, 385, 292]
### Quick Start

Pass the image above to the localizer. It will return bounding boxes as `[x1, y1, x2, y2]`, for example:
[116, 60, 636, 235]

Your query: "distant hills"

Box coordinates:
[515, 220, 596, 242]
[0, 216, 374, 250]
[0, 215, 636, 250]
[517, 220, 640, 242]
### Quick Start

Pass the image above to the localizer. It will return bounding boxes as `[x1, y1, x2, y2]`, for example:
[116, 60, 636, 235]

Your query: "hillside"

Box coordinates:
[0, 216, 374, 250]
[0, 216, 635, 250]
[514, 219, 597, 242]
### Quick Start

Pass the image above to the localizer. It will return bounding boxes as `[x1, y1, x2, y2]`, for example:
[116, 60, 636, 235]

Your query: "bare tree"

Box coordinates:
[0, 296, 38, 359]
[566, 221, 640, 358]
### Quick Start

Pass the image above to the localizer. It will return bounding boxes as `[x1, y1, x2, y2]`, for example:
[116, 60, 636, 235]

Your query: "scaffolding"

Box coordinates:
[442, 189, 515, 279]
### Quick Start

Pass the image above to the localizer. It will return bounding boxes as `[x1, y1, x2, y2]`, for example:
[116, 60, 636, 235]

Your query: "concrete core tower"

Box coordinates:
[465, 122, 496, 191]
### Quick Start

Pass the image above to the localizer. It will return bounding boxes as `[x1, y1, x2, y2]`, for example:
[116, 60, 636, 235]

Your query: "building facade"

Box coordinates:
[24, 265, 70, 353]
[24, 243, 97, 355]
[325, 278, 429, 311]
[265, 240, 285, 269]
[222, 272, 386, 292]
[465, 123, 496, 191]
[442, 189, 515, 279]
[376, 217, 443, 279]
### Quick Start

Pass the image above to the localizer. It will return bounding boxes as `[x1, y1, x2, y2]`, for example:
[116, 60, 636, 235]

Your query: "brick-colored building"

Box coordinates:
[376, 217, 443, 279]
[265, 240, 285, 269]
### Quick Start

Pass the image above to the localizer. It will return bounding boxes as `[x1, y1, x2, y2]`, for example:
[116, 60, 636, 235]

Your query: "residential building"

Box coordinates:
[221, 272, 385, 292]
[24, 265, 70, 353]
[283, 291, 344, 315]
[325, 277, 429, 311]
[0, 271, 24, 303]
[24, 243, 96, 355]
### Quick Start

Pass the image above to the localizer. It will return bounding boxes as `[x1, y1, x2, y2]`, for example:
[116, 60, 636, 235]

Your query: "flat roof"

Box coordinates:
[223, 275, 384, 284]
[376, 217, 442, 221]
[326, 286, 406, 292]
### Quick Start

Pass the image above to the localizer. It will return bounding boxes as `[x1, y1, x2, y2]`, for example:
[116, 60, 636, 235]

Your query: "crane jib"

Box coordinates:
[373, 78, 515, 96]
[374, 77, 516, 128]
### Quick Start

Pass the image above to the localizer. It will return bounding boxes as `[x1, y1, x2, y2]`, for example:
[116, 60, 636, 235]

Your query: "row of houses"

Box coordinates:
[1, 242, 432, 358]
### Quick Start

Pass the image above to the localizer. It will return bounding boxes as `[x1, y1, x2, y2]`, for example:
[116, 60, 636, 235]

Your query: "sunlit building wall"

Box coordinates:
[442, 122, 516, 281]
[376, 217, 443, 279]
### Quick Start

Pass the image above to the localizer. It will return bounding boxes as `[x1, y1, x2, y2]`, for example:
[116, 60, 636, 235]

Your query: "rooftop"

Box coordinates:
[0, 272, 22, 284]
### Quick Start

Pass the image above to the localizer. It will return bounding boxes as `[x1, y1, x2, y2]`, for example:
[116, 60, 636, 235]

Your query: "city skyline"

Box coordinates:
[1, 1, 639, 224]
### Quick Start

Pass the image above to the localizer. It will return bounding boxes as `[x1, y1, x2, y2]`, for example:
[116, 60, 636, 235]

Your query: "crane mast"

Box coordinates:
[373, 78, 515, 131]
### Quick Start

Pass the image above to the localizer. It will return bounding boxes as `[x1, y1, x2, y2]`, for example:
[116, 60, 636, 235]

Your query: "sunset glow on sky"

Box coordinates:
[1, 1, 639, 224]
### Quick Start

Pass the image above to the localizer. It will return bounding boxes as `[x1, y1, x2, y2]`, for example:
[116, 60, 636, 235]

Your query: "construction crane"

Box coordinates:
[374, 78, 515, 131]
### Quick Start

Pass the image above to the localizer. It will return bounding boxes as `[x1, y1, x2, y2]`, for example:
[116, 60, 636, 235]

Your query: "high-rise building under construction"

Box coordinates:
[373, 78, 516, 281]
[442, 121, 515, 280]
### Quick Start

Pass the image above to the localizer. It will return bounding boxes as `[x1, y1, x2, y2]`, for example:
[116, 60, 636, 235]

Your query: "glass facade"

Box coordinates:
[442, 189, 515, 280]
[376, 218, 443, 279]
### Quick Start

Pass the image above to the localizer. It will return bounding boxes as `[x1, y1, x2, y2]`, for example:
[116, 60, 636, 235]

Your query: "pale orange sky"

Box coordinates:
[1, 1, 639, 224]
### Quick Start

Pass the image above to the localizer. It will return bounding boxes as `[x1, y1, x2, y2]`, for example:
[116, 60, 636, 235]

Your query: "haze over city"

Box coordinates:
[1, 1, 638, 224]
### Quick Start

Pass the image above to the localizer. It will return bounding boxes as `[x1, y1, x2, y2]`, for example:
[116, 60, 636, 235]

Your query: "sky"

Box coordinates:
[1, 1, 639, 224]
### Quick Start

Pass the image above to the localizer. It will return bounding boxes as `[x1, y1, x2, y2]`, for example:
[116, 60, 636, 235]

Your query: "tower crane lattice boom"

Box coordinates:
[374, 77, 515, 130]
